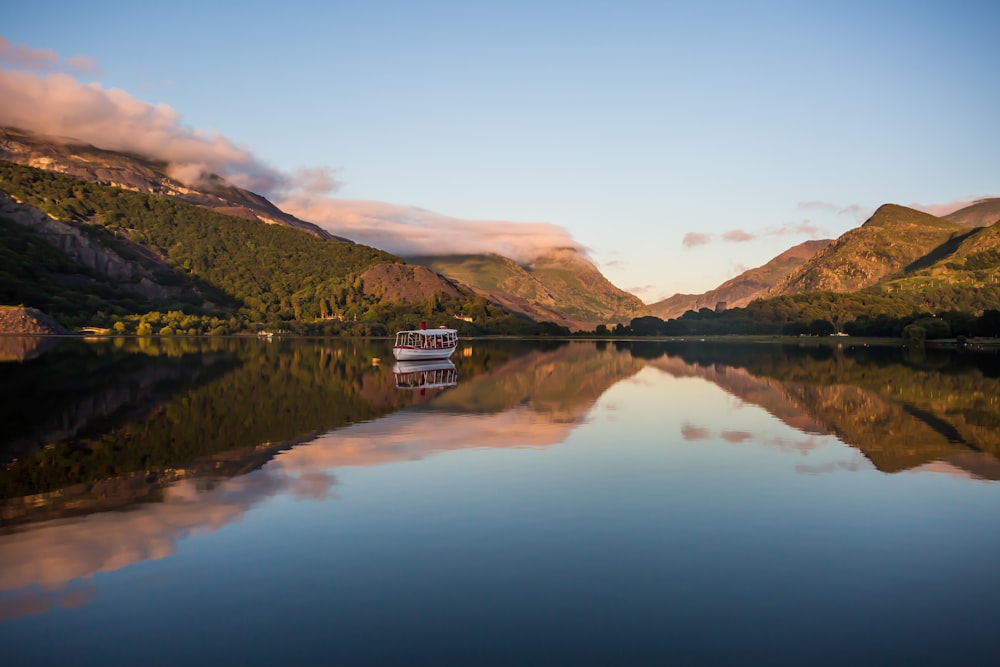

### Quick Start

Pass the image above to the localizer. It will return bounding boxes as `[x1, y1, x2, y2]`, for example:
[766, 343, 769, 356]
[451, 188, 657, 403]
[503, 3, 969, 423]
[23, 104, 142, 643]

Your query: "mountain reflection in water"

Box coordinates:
[2, 336, 999, 659]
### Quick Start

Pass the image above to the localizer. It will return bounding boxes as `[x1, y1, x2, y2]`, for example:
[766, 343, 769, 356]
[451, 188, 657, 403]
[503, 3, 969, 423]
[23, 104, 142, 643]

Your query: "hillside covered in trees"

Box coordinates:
[0, 161, 567, 336]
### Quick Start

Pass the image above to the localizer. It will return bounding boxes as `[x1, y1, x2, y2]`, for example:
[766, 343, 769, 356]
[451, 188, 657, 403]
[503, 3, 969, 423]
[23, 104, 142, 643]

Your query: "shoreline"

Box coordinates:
[2, 330, 999, 348]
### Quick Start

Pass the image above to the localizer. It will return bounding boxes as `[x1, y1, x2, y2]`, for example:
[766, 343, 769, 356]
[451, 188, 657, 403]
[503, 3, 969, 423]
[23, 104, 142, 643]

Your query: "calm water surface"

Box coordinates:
[2, 337, 999, 665]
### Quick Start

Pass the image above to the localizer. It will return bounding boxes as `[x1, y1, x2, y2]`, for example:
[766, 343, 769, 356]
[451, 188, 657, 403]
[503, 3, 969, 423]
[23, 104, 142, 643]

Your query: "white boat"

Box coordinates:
[392, 323, 458, 361]
[393, 360, 458, 390]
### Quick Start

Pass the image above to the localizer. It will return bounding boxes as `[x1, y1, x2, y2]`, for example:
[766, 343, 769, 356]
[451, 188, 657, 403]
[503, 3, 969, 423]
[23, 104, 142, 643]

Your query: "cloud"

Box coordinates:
[769, 219, 828, 237]
[625, 284, 657, 297]
[909, 195, 997, 217]
[798, 200, 868, 219]
[0, 36, 99, 76]
[680, 422, 710, 441]
[0, 69, 292, 194]
[0, 55, 581, 261]
[796, 459, 866, 475]
[682, 232, 714, 248]
[728, 262, 749, 277]
[277, 193, 582, 262]
[720, 430, 753, 444]
[683, 219, 829, 248]
[722, 229, 755, 243]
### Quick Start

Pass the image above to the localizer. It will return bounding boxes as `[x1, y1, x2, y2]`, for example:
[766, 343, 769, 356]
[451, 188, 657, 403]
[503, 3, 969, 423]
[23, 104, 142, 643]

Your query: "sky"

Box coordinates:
[2, 0, 998, 301]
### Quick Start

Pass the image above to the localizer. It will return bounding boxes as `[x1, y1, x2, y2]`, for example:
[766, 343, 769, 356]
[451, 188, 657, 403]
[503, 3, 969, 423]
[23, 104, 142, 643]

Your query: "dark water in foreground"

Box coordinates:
[2, 336, 1000, 666]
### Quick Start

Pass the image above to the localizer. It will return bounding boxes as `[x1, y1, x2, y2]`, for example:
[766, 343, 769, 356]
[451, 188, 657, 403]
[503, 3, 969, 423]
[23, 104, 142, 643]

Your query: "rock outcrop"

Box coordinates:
[0, 306, 68, 335]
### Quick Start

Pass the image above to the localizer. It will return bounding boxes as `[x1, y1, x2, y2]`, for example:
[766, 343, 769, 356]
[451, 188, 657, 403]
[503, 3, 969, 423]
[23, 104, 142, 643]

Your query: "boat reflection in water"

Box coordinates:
[393, 359, 458, 390]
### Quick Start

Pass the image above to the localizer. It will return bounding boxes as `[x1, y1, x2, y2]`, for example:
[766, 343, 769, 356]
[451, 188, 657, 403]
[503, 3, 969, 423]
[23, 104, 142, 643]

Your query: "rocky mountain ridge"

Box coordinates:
[0, 126, 344, 241]
[649, 239, 832, 320]
[770, 203, 995, 296]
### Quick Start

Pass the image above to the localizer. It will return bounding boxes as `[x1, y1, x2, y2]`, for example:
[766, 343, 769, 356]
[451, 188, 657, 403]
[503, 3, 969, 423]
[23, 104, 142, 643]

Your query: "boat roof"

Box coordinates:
[396, 327, 457, 335]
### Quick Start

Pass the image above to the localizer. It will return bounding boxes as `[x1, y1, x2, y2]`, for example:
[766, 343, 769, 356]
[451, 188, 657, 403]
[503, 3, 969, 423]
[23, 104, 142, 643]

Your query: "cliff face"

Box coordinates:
[1, 192, 205, 303]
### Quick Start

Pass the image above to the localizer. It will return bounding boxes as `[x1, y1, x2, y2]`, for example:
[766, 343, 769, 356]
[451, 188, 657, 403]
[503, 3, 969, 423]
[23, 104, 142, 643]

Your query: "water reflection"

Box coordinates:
[393, 360, 458, 390]
[635, 341, 1000, 478]
[2, 336, 999, 628]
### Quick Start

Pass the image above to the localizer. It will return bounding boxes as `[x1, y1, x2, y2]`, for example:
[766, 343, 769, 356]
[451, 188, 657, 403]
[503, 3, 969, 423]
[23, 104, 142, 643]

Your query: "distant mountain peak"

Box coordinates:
[648, 238, 833, 320]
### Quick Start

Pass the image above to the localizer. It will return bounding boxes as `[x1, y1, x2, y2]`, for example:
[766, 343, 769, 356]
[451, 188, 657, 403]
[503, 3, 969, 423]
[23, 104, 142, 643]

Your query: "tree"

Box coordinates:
[808, 319, 835, 336]
[903, 323, 926, 344]
[975, 309, 1000, 337]
[630, 316, 667, 336]
[782, 321, 810, 336]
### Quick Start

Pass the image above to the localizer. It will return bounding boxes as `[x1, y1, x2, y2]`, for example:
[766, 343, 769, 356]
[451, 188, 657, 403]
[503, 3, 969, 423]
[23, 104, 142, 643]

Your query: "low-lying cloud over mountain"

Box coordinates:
[909, 196, 997, 218]
[0, 39, 583, 263]
[279, 193, 581, 261]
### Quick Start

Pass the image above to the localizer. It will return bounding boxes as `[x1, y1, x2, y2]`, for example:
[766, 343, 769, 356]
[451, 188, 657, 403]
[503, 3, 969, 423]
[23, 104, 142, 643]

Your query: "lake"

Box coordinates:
[2, 336, 999, 666]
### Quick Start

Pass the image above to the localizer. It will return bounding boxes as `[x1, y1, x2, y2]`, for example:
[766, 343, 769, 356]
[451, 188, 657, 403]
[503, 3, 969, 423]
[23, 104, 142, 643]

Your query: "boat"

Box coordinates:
[393, 359, 458, 390]
[392, 323, 459, 361]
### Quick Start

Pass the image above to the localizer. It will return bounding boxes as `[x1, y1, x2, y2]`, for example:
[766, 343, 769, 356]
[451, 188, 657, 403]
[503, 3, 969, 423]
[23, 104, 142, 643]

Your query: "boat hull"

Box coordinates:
[392, 346, 457, 361]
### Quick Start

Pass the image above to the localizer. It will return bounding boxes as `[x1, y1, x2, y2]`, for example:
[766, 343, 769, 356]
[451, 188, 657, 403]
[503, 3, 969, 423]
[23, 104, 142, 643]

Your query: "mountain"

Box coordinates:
[408, 249, 648, 330]
[649, 239, 832, 320]
[770, 204, 971, 296]
[1, 125, 632, 333]
[0, 126, 345, 241]
[943, 198, 1000, 228]
[0, 160, 560, 334]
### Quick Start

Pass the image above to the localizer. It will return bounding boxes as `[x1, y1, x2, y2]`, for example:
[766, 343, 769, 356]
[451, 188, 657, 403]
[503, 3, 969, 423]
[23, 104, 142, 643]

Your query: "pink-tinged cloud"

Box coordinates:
[909, 195, 997, 217]
[0, 62, 582, 260]
[684, 219, 829, 249]
[0, 69, 294, 195]
[683, 232, 714, 248]
[680, 422, 710, 441]
[0, 36, 99, 76]
[277, 193, 582, 262]
[722, 229, 755, 242]
[720, 430, 753, 444]
[626, 284, 657, 297]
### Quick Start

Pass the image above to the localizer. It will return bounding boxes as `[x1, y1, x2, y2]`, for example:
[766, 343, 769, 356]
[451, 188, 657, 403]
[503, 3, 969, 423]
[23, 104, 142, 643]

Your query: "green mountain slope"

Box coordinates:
[870, 219, 1000, 298]
[1, 161, 397, 326]
[411, 249, 648, 331]
[408, 253, 576, 325]
[527, 248, 648, 327]
[771, 204, 969, 295]
[0, 161, 565, 335]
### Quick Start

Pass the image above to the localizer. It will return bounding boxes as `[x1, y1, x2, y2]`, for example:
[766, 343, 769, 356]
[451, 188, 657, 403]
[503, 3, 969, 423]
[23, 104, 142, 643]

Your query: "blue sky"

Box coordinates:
[3, 0, 998, 300]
